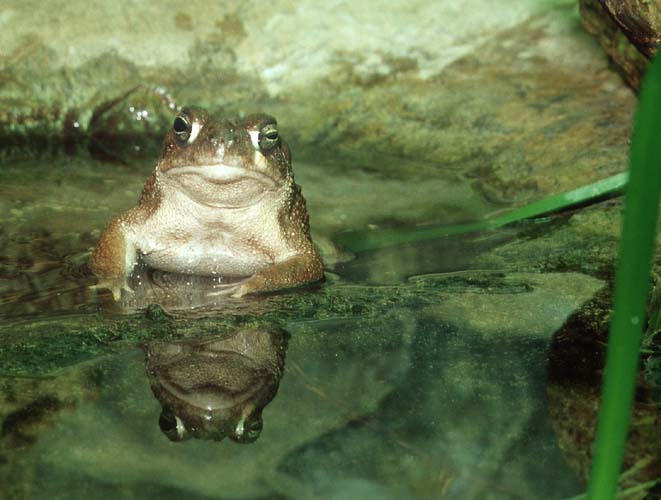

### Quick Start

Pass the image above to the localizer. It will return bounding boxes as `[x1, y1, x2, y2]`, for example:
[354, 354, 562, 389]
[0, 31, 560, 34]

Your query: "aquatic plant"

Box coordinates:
[338, 172, 628, 252]
[586, 55, 661, 499]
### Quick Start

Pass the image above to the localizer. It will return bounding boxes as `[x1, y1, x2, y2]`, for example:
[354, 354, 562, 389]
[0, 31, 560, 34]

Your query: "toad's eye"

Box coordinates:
[264, 130, 278, 141]
[158, 409, 188, 441]
[173, 114, 199, 145]
[258, 123, 279, 151]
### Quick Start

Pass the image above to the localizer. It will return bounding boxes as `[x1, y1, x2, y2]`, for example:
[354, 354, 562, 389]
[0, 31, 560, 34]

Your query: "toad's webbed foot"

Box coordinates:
[216, 254, 325, 298]
[90, 277, 134, 301]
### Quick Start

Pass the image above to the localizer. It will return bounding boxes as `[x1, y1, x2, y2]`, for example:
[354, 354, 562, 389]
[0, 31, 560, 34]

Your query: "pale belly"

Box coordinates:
[139, 237, 272, 278]
[131, 188, 288, 278]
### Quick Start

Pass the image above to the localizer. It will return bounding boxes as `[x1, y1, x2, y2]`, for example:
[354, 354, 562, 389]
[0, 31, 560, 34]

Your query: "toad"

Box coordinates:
[91, 107, 323, 299]
[144, 328, 287, 443]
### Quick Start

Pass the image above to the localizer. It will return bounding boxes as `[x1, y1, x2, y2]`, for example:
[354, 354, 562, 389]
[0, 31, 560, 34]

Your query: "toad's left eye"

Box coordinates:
[258, 123, 279, 151]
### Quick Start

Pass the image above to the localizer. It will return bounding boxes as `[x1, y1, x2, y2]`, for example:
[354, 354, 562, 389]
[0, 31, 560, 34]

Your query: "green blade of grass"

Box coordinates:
[587, 55, 661, 500]
[338, 172, 628, 252]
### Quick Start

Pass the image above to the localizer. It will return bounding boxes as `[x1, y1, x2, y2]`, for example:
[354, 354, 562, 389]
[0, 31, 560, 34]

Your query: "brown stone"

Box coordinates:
[579, 0, 661, 90]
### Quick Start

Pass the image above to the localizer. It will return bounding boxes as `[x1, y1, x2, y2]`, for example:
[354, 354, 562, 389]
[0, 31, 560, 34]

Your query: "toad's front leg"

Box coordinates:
[90, 214, 141, 300]
[229, 252, 324, 298]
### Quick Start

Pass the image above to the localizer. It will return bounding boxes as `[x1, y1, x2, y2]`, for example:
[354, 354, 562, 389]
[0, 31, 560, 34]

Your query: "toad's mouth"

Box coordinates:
[162, 163, 282, 209]
[167, 164, 279, 188]
[160, 371, 269, 411]
[160, 380, 257, 410]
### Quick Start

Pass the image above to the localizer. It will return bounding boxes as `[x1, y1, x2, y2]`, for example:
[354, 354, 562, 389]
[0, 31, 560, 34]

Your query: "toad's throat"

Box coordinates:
[166, 164, 279, 188]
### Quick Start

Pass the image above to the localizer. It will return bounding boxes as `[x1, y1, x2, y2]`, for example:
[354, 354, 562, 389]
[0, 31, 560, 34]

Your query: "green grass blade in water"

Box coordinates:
[483, 171, 628, 227]
[587, 56, 661, 499]
[339, 172, 628, 253]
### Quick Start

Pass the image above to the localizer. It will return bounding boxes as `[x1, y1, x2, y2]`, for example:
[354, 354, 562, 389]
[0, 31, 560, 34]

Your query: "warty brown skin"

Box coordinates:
[144, 328, 288, 442]
[90, 107, 324, 300]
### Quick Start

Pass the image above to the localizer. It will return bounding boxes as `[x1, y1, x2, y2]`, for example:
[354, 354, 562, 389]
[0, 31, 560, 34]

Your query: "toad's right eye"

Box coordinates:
[173, 114, 198, 145]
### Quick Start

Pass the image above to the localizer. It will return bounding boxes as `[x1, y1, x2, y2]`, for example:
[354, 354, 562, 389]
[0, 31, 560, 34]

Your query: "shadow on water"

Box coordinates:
[546, 290, 661, 498]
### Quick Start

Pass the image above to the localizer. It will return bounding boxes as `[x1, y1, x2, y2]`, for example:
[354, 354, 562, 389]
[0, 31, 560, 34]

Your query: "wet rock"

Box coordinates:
[579, 0, 661, 90]
[87, 86, 178, 163]
[601, 1, 661, 58]
[0, 1, 636, 212]
[424, 272, 604, 340]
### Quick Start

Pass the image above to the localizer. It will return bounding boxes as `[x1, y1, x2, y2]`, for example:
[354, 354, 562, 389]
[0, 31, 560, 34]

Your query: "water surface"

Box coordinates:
[0, 154, 641, 499]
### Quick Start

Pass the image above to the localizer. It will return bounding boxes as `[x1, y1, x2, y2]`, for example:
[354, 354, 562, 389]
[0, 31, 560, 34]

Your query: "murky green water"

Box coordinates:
[0, 154, 652, 499]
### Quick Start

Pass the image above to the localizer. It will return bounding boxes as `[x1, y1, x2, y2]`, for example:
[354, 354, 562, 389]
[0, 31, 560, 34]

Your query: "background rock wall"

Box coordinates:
[0, 1, 637, 210]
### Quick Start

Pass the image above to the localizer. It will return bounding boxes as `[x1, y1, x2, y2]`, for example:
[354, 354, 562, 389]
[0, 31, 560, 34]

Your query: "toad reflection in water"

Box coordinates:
[91, 107, 324, 301]
[143, 328, 288, 443]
